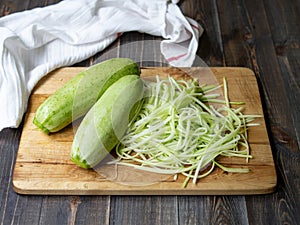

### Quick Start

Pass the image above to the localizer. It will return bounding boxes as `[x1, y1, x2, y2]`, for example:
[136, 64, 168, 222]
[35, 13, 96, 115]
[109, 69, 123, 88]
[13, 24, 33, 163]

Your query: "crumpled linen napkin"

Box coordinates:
[0, 0, 203, 131]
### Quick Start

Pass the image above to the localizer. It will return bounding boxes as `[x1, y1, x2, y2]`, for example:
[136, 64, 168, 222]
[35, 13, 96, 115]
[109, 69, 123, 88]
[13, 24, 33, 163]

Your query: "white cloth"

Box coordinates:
[0, 0, 203, 131]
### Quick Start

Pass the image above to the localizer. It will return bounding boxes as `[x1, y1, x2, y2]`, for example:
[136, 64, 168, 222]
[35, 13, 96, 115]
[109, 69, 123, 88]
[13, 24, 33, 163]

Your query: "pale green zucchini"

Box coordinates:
[71, 75, 144, 169]
[33, 58, 140, 134]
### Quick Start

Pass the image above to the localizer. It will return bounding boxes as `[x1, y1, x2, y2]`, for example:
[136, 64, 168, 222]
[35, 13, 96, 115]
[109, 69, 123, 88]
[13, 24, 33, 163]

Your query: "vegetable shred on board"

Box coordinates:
[113, 75, 261, 187]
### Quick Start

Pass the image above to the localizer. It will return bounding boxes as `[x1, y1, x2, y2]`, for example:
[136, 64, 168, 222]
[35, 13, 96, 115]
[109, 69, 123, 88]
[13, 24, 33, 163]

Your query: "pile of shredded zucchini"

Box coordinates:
[113, 75, 260, 187]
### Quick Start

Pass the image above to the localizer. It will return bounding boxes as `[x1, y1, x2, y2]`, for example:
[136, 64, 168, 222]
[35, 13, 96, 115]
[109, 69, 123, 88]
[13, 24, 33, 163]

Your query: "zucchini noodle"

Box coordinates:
[113, 75, 260, 187]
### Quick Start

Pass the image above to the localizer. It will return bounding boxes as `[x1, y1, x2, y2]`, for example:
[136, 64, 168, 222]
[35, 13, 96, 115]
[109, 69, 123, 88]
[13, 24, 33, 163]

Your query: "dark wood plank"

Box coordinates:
[180, 0, 225, 66]
[109, 196, 178, 225]
[263, 0, 300, 147]
[3, 195, 41, 225]
[217, 0, 255, 68]
[178, 196, 249, 224]
[0, 127, 23, 225]
[73, 196, 110, 225]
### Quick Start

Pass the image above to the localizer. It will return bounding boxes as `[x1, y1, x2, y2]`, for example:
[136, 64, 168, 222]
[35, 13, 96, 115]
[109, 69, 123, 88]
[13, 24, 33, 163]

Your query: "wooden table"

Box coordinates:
[1, 0, 299, 224]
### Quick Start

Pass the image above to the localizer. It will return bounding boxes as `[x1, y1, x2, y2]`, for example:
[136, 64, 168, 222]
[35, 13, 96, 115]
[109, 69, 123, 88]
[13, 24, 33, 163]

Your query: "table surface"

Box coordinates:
[0, 0, 299, 225]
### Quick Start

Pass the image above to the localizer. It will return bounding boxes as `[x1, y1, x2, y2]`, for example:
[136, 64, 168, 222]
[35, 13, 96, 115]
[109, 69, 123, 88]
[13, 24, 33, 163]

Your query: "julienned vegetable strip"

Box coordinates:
[113, 75, 260, 187]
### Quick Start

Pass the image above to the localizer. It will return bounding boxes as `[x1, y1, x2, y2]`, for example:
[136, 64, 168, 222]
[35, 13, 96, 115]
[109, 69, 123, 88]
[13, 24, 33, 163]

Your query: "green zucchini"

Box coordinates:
[71, 75, 144, 169]
[33, 58, 140, 134]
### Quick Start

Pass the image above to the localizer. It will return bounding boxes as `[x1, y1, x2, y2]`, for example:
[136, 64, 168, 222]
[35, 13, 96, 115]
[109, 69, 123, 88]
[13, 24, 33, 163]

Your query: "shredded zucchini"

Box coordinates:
[112, 75, 260, 187]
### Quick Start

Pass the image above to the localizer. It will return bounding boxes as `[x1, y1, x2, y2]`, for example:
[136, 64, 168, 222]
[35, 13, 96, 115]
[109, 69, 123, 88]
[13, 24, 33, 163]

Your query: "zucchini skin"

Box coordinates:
[33, 58, 140, 134]
[71, 75, 144, 169]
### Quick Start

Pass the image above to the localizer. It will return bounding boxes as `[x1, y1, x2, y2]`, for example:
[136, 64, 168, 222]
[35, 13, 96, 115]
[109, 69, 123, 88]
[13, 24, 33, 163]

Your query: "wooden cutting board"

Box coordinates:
[12, 67, 277, 195]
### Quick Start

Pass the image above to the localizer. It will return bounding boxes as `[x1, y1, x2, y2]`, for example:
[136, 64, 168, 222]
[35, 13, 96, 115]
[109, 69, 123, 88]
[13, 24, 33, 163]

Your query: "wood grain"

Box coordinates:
[12, 67, 276, 195]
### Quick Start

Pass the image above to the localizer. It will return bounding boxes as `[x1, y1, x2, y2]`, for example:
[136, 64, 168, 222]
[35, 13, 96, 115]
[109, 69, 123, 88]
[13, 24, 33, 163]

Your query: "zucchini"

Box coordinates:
[71, 75, 144, 169]
[33, 58, 140, 134]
